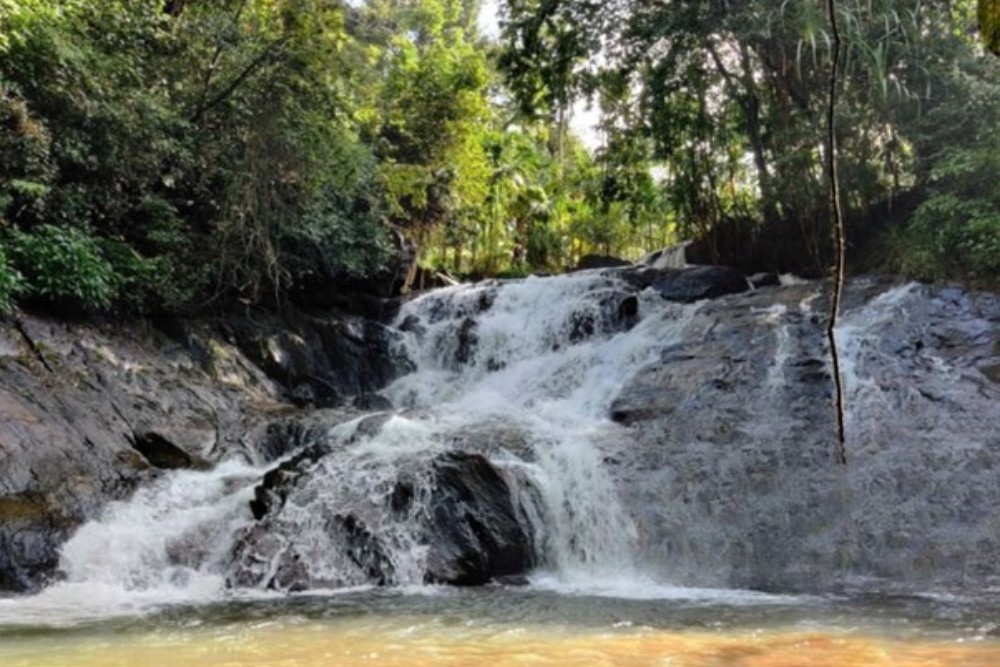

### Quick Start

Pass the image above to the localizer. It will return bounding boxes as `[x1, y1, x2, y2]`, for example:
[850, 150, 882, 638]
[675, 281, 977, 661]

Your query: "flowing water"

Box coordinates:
[2, 272, 999, 665]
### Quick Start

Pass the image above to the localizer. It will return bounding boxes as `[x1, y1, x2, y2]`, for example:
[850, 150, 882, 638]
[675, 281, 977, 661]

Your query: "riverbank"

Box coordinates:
[0, 302, 406, 592]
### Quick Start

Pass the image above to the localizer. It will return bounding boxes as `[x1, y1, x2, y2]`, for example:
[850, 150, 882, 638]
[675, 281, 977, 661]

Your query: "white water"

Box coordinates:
[17, 273, 955, 623]
[0, 460, 270, 625]
[386, 273, 698, 583]
[0, 271, 722, 622]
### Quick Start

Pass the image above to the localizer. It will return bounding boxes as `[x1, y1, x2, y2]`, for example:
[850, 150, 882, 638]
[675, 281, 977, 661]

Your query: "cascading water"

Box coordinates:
[0, 460, 268, 623]
[6, 271, 997, 620]
[4, 272, 1000, 667]
[7, 270, 696, 612]
[384, 273, 697, 584]
[225, 272, 704, 592]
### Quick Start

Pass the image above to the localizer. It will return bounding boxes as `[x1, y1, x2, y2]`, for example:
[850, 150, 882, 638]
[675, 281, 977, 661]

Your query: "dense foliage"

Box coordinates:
[499, 0, 1000, 283]
[0, 0, 997, 315]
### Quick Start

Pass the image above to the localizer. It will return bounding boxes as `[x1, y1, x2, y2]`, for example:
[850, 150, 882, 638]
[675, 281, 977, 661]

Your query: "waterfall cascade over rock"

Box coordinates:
[22, 271, 1000, 607]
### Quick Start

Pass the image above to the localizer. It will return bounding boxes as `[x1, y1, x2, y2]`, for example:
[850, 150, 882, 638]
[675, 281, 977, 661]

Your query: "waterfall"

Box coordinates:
[12, 273, 996, 612]
[0, 460, 267, 622]
[386, 273, 669, 579]
[22, 270, 694, 606]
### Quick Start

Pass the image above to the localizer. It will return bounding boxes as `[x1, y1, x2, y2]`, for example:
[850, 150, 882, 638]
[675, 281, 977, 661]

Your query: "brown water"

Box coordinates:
[2, 587, 999, 667]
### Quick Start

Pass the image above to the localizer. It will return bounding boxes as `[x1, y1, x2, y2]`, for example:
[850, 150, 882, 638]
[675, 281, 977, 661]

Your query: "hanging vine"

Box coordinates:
[825, 0, 848, 465]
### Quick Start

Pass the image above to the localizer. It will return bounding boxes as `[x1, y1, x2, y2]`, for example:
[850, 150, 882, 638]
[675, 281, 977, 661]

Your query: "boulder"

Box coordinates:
[575, 254, 631, 271]
[229, 445, 535, 590]
[225, 309, 409, 408]
[0, 304, 403, 593]
[615, 264, 749, 304]
[748, 272, 781, 289]
[639, 242, 694, 269]
[649, 266, 750, 303]
[421, 452, 534, 585]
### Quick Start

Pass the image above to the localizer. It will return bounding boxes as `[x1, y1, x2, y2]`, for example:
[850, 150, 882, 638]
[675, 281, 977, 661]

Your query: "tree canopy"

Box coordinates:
[0, 0, 996, 315]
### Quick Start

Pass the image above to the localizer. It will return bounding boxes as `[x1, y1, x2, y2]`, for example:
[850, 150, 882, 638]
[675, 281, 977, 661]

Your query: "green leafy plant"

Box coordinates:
[7, 224, 117, 310]
[0, 245, 24, 314]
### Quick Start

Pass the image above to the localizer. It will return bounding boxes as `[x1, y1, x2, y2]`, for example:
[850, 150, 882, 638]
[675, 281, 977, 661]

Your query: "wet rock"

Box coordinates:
[353, 393, 393, 411]
[606, 281, 1000, 592]
[979, 361, 1000, 384]
[130, 431, 211, 470]
[614, 264, 750, 304]
[568, 290, 641, 343]
[226, 309, 409, 408]
[230, 449, 535, 590]
[0, 303, 406, 593]
[455, 317, 478, 365]
[749, 272, 781, 289]
[649, 266, 750, 303]
[575, 254, 631, 271]
[0, 493, 70, 591]
[423, 452, 534, 585]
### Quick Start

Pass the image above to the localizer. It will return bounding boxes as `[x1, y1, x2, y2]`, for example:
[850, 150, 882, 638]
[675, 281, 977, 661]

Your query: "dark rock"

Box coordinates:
[230, 448, 535, 590]
[398, 314, 425, 336]
[249, 442, 329, 521]
[616, 266, 663, 291]
[0, 303, 403, 593]
[748, 272, 781, 288]
[456, 317, 478, 365]
[353, 393, 394, 411]
[130, 431, 210, 470]
[569, 290, 640, 343]
[575, 254, 631, 271]
[0, 493, 69, 592]
[980, 361, 1000, 384]
[226, 309, 409, 408]
[650, 266, 750, 303]
[619, 295, 639, 320]
[615, 264, 751, 305]
[423, 452, 534, 585]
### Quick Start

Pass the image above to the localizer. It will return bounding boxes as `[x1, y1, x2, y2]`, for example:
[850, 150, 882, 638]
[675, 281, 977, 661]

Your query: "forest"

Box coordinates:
[0, 0, 998, 316]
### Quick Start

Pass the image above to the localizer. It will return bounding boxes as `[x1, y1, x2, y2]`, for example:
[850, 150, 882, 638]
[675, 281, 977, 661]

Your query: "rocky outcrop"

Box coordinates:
[228, 441, 535, 590]
[605, 279, 1000, 592]
[0, 306, 407, 593]
[223, 309, 409, 407]
[421, 452, 535, 585]
[617, 264, 750, 303]
[575, 254, 631, 270]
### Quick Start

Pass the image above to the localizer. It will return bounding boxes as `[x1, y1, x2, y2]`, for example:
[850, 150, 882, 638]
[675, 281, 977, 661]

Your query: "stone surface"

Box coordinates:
[604, 279, 1000, 592]
[421, 452, 534, 585]
[575, 254, 631, 271]
[228, 442, 535, 590]
[614, 264, 750, 304]
[0, 304, 407, 592]
[648, 265, 750, 303]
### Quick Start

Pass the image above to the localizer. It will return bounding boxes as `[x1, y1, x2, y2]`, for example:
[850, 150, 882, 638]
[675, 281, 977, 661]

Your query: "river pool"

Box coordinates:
[2, 585, 999, 666]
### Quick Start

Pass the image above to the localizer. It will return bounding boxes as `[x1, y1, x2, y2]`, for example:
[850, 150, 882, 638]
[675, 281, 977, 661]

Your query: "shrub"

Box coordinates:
[0, 245, 24, 314]
[888, 145, 1000, 287]
[7, 224, 117, 310]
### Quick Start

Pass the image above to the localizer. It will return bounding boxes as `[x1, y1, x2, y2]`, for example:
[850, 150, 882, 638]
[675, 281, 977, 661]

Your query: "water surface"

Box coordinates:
[3, 586, 999, 666]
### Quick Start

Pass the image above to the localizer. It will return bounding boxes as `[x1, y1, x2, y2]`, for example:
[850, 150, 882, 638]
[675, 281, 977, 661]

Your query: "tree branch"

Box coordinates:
[192, 0, 251, 121]
[190, 37, 287, 123]
[824, 0, 848, 466]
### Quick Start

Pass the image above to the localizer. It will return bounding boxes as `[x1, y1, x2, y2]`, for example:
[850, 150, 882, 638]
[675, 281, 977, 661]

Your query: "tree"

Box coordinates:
[498, 0, 1000, 283]
[983, 0, 1000, 55]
